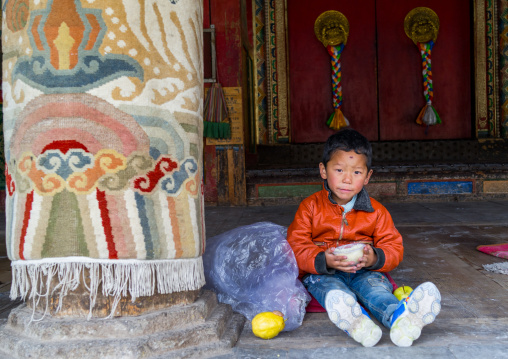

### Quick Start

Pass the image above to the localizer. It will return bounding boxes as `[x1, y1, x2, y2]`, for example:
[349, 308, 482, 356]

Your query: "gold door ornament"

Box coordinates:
[405, 7, 441, 128]
[315, 10, 350, 130]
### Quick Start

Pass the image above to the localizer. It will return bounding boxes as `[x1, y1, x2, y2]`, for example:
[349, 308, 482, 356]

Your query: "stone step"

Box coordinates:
[0, 293, 21, 321]
[150, 311, 246, 359]
[144, 302, 235, 353]
[0, 291, 246, 359]
[6, 290, 218, 340]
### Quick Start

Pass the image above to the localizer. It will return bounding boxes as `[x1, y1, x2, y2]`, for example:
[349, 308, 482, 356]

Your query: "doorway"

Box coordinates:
[287, 0, 471, 143]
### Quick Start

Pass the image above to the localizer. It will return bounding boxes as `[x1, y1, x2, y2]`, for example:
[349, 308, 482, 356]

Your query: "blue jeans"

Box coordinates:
[303, 270, 400, 328]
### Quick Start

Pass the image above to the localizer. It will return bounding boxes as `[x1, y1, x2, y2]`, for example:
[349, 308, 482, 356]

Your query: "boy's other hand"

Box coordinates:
[325, 247, 360, 273]
[356, 245, 377, 269]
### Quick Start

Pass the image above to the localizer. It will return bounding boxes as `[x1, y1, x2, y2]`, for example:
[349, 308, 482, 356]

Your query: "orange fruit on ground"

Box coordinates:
[251, 311, 285, 339]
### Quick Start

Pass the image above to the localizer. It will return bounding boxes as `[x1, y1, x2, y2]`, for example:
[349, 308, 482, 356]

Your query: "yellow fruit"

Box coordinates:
[251, 311, 285, 339]
[393, 285, 413, 301]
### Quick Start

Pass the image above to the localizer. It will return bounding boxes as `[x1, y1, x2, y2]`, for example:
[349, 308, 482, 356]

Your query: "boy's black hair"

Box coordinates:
[322, 128, 372, 169]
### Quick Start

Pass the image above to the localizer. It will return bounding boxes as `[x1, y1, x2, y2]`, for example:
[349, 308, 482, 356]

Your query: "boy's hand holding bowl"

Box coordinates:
[326, 243, 377, 273]
[333, 243, 366, 263]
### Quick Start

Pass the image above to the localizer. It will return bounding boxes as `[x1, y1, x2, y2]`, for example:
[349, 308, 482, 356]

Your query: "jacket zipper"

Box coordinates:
[336, 211, 348, 247]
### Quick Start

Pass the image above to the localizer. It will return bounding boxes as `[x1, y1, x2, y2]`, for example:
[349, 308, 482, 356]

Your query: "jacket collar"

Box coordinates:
[323, 180, 374, 213]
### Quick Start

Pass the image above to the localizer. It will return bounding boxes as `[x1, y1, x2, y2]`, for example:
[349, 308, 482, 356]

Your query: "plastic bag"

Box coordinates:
[203, 222, 311, 331]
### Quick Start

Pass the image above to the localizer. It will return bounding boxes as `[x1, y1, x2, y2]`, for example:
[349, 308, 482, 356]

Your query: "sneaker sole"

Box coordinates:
[325, 290, 382, 347]
[390, 282, 442, 347]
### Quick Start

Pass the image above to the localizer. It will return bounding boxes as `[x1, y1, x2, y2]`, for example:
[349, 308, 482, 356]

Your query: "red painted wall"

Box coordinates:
[209, 1, 242, 86]
[203, 0, 244, 203]
[288, 0, 471, 143]
[203, 0, 210, 27]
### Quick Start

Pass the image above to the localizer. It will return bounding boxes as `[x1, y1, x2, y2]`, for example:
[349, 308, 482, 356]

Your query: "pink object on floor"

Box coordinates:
[386, 272, 398, 290]
[477, 243, 508, 260]
[306, 295, 327, 312]
[304, 272, 399, 312]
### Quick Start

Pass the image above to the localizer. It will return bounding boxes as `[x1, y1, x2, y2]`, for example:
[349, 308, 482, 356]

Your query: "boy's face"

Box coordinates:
[319, 149, 373, 205]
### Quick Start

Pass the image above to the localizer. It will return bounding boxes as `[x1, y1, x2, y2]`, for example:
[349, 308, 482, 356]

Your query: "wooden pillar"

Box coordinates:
[25, 268, 199, 318]
[3, 0, 205, 318]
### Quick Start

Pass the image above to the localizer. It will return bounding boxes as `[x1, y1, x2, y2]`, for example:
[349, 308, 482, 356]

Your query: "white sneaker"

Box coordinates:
[325, 289, 382, 347]
[390, 282, 442, 347]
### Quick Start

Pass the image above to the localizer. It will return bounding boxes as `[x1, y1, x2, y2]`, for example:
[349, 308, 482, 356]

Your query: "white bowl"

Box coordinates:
[333, 243, 365, 263]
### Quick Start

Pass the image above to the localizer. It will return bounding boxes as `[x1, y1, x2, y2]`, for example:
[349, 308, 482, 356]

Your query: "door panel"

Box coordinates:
[287, 0, 471, 143]
[288, 0, 378, 143]
[377, 0, 471, 140]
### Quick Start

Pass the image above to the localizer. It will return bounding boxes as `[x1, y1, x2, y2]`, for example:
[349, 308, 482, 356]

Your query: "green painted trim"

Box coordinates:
[257, 184, 321, 198]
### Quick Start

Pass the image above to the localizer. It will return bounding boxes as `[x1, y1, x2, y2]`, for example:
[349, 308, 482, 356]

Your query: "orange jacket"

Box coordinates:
[287, 186, 403, 278]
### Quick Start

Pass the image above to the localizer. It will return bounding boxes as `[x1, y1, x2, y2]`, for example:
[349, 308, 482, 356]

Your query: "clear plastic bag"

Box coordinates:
[203, 222, 311, 331]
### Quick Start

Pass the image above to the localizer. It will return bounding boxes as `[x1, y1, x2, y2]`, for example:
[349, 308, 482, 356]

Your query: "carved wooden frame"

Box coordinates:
[475, 0, 502, 138]
[254, 0, 501, 143]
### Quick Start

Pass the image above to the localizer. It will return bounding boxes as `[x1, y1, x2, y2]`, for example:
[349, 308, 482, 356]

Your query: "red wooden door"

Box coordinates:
[288, 0, 471, 143]
[288, 0, 378, 143]
[377, 0, 471, 140]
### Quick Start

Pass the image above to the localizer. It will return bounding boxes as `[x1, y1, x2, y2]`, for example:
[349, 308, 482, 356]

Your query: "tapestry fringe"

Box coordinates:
[10, 257, 205, 321]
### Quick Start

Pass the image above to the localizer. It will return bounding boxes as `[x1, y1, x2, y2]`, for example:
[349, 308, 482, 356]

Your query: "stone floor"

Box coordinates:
[205, 200, 508, 358]
[1, 200, 508, 358]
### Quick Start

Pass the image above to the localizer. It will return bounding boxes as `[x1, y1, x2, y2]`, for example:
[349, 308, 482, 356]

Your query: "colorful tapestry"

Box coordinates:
[2, 0, 205, 317]
[500, 0, 508, 138]
[253, 0, 268, 144]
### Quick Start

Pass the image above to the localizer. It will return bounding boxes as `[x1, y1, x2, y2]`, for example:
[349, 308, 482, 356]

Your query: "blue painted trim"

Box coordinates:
[408, 181, 473, 195]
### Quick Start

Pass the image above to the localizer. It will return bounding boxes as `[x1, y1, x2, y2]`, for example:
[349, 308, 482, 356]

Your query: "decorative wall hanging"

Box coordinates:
[314, 10, 350, 130]
[404, 7, 441, 128]
[203, 83, 231, 139]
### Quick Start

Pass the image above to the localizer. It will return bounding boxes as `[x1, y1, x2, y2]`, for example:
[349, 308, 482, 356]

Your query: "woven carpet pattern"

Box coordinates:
[3, 0, 204, 261]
